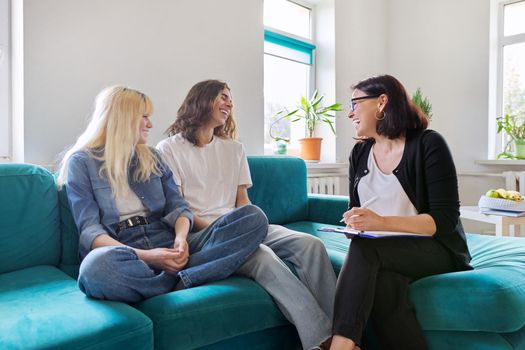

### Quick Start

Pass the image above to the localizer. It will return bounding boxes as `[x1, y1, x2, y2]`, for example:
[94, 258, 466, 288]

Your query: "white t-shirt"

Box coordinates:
[358, 146, 418, 217]
[115, 187, 149, 221]
[156, 134, 252, 222]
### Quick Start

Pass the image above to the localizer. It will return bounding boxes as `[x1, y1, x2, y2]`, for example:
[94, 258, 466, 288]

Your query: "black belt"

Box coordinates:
[117, 215, 149, 233]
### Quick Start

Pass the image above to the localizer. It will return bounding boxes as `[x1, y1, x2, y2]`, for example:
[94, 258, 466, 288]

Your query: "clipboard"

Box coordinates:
[317, 226, 431, 239]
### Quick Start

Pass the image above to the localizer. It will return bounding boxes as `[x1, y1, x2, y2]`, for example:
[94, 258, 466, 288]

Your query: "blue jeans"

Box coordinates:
[78, 205, 268, 303]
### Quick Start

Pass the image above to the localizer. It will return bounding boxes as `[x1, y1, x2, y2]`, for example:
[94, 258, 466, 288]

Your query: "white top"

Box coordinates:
[156, 134, 252, 222]
[115, 187, 149, 221]
[358, 146, 418, 217]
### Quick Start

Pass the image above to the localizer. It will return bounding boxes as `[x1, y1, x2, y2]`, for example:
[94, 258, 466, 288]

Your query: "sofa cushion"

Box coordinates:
[198, 326, 301, 350]
[0, 265, 152, 350]
[285, 222, 525, 334]
[136, 276, 292, 350]
[411, 233, 525, 333]
[248, 156, 308, 225]
[424, 326, 525, 350]
[0, 164, 60, 274]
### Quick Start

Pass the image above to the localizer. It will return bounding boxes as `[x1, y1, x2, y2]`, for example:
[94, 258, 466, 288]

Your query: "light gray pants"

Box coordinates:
[236, 225, 337, 350]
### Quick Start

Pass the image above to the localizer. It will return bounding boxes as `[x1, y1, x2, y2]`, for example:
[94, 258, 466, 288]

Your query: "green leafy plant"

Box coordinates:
[270, 90, 342, 142]
[496, 114, 525, 159]
[412, 88, 433, 120]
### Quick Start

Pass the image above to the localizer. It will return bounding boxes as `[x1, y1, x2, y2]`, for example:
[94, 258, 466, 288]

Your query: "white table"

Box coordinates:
[460, 206, 525, 236]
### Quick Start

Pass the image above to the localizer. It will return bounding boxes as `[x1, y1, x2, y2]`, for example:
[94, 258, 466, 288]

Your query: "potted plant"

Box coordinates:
[270, 90, 342, 161]
[412, 87, 433, 120]
[496, 114, 525, 160]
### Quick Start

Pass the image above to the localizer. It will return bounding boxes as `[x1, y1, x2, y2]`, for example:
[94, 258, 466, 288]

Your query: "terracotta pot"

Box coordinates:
[298, 137, 322, 161]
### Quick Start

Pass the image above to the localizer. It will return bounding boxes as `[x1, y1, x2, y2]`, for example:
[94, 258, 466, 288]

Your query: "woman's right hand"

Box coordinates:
[136, 248, 186, 274]
[342, 207, 385, 232]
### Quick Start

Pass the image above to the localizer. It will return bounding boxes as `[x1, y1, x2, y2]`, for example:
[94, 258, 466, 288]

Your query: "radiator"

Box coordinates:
[307, 176, 340, 195]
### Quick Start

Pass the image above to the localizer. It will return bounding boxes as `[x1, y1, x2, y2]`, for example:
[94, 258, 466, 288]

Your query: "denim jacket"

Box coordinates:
[65, 149, 193, 259]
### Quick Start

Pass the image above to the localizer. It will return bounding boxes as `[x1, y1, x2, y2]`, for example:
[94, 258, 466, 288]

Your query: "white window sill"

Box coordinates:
[475, 160, 525, 166]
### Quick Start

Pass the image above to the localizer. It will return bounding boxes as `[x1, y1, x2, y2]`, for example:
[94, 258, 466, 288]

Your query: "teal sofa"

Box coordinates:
[1, 156, 525, 350]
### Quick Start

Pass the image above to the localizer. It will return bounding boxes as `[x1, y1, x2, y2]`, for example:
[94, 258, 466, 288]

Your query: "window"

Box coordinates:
[263, 0, 315, 154]
[490, 0, 525, 158]
[0, 0, 10, 161]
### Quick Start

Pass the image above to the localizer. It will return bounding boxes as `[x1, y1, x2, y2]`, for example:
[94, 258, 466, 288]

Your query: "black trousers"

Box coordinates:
[333, 236, 457, 350]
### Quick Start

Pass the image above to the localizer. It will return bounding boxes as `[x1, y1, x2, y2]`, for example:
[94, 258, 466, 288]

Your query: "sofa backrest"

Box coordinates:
[0, 164, 60, 274]
[57, 185, 81, 278]
[247, 156, 308, 224]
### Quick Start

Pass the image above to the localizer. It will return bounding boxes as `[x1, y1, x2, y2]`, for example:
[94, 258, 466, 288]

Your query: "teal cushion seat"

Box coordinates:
[196, 326, 301, 350]
[136, 277, 300, 350]
[0, 265, 153, 350]
[410, 233, 525, 333]
[424, 328, 524, 350]
[0, 164, 60, 274]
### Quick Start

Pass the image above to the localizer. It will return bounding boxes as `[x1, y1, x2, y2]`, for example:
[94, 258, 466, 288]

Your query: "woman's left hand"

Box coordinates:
[342, 207, 385, 231]
[173, 237, 189, 268]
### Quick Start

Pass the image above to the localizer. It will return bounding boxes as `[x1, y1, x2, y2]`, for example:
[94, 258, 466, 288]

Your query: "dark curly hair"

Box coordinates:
[353, 74, 428, 139]
[165, 79, 237, 145]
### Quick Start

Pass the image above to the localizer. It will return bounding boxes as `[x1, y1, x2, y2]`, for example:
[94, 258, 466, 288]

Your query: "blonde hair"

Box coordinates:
[57, 86, 160, 197]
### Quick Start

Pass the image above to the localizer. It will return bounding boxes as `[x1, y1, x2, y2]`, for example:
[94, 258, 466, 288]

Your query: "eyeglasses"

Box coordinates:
[350, 94, 381, 112]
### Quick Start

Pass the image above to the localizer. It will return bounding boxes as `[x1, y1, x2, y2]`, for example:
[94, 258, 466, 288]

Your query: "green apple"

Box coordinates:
[485, 189, 500, 198]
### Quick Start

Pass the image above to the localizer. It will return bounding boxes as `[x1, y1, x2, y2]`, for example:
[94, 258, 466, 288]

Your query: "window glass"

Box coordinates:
[264, 54, 309, 148]
[264, 0, 310, 39]
[503, 42, 525, 116]
[504, 1, 525, 36]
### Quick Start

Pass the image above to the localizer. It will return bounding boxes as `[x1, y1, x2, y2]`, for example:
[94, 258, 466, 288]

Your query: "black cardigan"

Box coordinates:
[348, 129, 472, 270]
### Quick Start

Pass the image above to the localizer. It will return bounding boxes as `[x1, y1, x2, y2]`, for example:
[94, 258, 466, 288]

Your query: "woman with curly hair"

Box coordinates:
[157, 80, 336, 350]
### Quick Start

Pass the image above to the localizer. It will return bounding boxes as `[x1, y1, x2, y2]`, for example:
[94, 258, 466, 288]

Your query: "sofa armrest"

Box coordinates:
[307, 194, 348, 226]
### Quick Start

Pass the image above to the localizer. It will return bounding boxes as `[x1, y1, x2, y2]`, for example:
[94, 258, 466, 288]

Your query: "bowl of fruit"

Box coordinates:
[478, 188, 525, 212]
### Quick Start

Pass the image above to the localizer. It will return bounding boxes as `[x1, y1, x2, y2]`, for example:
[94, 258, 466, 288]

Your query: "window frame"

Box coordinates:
[0, 0, 11, 161]
[489, 0, 525, 159]
[263, 0, 316, 152]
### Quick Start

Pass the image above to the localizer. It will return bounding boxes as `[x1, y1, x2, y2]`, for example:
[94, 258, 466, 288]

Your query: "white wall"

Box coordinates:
[23, 0, 264, 167]
[333, 0, 491, 172]
[331, 0, 502, 231]
[334, 0, 388, 164]
[387, 0, 490, 173]
[386, 0, 495, 232]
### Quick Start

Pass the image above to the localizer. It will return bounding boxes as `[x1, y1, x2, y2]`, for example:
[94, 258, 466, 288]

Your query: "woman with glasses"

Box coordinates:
[57, 86, 268, 303]
[330, 75, 472, 350]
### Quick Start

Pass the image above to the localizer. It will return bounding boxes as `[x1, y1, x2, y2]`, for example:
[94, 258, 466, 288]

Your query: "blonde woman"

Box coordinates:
[57, 86, 268, 303]
[157, 80, 336, 350]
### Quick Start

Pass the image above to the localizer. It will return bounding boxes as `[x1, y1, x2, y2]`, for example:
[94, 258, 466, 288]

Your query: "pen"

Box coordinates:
[339, 196, 379, 224]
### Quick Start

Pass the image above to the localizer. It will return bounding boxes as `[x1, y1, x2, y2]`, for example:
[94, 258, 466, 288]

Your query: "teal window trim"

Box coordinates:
[264, 29, 316, 64]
